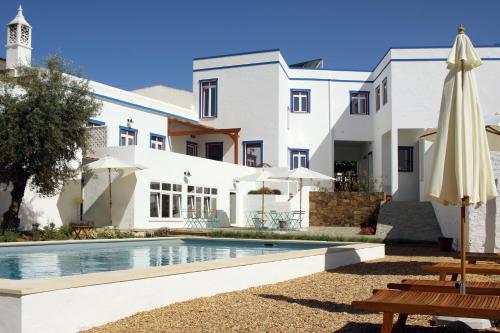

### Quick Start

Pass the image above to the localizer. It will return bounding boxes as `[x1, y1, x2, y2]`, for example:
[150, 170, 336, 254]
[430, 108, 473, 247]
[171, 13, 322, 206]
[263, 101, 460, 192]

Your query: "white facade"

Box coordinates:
[1, 7, 500, 250]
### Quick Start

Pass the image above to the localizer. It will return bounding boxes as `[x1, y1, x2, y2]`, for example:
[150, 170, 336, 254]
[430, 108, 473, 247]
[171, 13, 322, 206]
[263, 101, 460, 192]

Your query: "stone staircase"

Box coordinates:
[375, 201, 442, 242]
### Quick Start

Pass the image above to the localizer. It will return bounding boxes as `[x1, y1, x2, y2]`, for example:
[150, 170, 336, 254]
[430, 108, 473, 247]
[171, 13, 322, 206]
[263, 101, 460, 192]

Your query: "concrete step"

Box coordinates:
[376, 201, 442, 242]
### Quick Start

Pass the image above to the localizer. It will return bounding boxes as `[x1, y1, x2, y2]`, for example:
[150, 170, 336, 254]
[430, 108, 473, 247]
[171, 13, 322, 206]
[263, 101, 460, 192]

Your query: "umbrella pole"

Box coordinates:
[299, 178, 302, 219]
[108, 168, 113, 226]
[262, 181, 265, 223]
[459, 196, 468, 294]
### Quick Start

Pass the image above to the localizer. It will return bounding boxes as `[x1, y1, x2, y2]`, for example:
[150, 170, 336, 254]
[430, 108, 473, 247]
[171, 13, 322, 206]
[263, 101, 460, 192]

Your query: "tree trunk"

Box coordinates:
[1, 177, 28, 232]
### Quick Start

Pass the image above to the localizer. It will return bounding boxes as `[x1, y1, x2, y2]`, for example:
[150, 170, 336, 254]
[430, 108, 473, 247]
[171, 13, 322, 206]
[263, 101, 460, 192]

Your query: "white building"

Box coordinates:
[1, 8, 500, 251]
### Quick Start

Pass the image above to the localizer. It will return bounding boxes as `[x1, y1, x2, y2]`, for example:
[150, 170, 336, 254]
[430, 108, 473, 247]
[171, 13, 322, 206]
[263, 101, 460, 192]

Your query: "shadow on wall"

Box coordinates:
[484, 195, 497, 252]
[56, 180, 81, 226]
[83, 171, 136, 229]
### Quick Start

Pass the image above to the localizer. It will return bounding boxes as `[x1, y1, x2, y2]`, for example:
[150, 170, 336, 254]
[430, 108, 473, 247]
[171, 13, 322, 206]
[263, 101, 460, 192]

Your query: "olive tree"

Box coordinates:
[0, 56, 101, 231]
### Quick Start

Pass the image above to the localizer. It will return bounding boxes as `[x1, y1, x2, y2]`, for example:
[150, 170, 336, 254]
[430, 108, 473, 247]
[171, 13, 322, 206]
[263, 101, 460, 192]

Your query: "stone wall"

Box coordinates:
[309, 192, 385, 227]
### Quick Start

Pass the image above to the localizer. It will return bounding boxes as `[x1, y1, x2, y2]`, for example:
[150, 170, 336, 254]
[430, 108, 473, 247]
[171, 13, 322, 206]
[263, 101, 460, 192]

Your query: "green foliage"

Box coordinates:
[153, 228, 170, 237]
[0, 230, 18, 242]
[0, 55, 102, 230]
[207, 230, 383, 243]
[248, 187, 282, 195]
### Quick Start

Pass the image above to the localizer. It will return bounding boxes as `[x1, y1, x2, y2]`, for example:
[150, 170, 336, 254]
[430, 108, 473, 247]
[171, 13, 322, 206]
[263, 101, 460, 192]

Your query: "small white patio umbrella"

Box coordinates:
[239, 168, 285, 222]
[85, 156, 144, 226]
[424, 26, 497, 294]
[271, 167, 334, 219]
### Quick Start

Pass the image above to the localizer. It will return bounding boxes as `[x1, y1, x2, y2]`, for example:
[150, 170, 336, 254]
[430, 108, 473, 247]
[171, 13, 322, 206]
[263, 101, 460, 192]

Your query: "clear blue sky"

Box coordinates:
[2, 1, 499, 91]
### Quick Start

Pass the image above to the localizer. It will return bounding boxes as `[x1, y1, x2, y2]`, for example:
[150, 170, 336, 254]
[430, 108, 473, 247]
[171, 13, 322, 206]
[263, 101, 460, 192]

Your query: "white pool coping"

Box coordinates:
[0, 237, 385, 333]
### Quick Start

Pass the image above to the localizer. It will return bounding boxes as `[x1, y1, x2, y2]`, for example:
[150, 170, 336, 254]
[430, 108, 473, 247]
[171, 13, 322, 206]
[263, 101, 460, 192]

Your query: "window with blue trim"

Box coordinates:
[290, 149, 309, 169]
[291, 90, 310, 113]
[350, 91, 369, 115]
[375, 86, 381, 111]
[201, 79, 217, 118]
[243, 141, 263, 167]
[150, 134, 165, 150]
[120, 127, 137, 146]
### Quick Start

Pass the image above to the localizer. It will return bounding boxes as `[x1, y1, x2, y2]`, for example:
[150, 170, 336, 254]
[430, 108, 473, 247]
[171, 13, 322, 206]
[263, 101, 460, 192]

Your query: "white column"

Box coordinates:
[390, 128, 399, 197]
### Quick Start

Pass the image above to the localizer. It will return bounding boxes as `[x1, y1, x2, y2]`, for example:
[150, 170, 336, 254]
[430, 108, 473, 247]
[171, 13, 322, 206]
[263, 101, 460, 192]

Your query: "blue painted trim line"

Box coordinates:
[242, 140, 264, 166]
[88, 119, 105, 126]
[119, 126, 138, 146]
[199, 78, 218, 118]
[349, 90, 370, 115]
[149, 132, 166, 150]
[205, 142, 224, 160]
[93, 93, 197, 124]
[288, 148, 310, 170]
[290, 89, 311, 113]
[193, 48, 280, 61]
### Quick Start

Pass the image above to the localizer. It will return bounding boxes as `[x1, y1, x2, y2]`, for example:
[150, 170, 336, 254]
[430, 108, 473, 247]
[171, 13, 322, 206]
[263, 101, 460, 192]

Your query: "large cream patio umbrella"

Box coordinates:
[271, 167, 334, 220]
[85, 156, 144, 226]
[424, 26, 497, 294]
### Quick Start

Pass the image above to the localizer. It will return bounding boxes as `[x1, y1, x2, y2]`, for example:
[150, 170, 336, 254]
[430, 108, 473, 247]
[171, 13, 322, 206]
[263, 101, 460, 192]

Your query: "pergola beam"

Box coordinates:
[167, 117, 241, 164]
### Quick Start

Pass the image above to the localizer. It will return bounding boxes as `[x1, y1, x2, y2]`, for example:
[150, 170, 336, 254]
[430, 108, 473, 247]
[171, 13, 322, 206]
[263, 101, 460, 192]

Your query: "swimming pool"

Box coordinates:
[0, 238, 338, 280]
[0, 238, 384, 333]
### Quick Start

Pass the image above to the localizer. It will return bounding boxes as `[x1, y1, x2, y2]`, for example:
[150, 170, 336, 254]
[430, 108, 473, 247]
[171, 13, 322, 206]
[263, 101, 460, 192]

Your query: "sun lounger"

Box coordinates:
[387, 279, 500, 296]
[421, 262, 500, 281]
[352, 289, 500, 333]
[452, 252, 500, 264]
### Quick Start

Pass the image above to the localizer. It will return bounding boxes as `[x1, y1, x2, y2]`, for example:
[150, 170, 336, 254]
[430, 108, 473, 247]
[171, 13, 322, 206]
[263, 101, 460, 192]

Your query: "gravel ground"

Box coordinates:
[82, 245, 500, 333]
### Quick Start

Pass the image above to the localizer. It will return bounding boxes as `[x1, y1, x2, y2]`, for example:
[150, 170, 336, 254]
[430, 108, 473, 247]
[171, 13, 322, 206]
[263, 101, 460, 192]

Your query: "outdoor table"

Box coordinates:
[70, 223, 94, 240]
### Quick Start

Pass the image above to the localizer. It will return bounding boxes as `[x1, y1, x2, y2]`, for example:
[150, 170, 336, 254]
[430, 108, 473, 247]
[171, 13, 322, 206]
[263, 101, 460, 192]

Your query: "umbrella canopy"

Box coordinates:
[419, 112, 500, 154]
[271, 167, 334, 219]
[85, 156, 144, 226]
[86, 156, 144, 171]
[426, 26, 497, 294]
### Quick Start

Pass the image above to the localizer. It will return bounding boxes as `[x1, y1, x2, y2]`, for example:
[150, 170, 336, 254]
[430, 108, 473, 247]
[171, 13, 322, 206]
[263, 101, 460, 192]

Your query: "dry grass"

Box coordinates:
[82, 245, 500, 333]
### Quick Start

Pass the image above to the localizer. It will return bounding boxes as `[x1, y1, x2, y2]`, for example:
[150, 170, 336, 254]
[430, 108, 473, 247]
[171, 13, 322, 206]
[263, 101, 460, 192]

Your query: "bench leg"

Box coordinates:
[451, 273, 459, 281]
[381, 312, 394, 333]
[439, 272, 447, 281]
[396, 314, 408, 326]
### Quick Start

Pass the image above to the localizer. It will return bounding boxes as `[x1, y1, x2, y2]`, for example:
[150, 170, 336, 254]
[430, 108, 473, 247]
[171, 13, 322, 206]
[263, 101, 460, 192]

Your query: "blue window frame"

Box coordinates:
[242, 140, 263, 167]
[375, 85, 381, 111]
[289, 148, 309, 169]
[350, 91, 370, 115]
[150, 133, 166, 150]
[205, 142, 223, 161]
[290, 89, 310, 113]
[119, 126, 138, 146]
[199, 79, 218, 118]
[87, 119, 105, 127]
[186, 141, 198, 156]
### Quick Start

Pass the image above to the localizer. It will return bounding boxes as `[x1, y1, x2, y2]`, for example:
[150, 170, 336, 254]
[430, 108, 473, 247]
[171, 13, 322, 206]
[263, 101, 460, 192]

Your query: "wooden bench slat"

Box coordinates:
[388, 279, 500, 296]
[453, 252, 500, 263]
[352, 290, 500, 320]
[422, 262, 500, 275]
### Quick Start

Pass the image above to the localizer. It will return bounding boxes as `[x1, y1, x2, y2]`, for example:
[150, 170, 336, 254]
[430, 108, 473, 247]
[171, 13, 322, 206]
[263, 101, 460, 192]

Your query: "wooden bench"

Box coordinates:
[421, 262, 500, 281]
[352, 289, 500, 333]
[453, 252, 500, 264]
[387, 279, 500, 296]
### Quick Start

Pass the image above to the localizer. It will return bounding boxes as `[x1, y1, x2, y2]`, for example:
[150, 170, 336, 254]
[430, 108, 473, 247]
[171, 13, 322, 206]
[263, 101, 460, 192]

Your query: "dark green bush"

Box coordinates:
[248, 187, 281, 195]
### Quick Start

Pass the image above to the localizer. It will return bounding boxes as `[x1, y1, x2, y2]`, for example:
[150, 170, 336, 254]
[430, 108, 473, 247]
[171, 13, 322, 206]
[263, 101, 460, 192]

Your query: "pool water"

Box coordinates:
[0, 238, 334, 280]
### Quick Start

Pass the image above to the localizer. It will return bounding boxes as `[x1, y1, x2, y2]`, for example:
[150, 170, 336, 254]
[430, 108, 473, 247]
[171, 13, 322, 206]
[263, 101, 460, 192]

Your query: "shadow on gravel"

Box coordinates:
[335, 321, 479, 333]
[327, 260, 437, 277]
[257, 294, 367, 315]
[385, 245, 458, 259]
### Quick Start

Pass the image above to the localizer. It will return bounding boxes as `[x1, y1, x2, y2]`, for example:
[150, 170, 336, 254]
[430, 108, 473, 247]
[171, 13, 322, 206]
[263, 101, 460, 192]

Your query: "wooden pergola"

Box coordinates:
[167, 118, 241, 164]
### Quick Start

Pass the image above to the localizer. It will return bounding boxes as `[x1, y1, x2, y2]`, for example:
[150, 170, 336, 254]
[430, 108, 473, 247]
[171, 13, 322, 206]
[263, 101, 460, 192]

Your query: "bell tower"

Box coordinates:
[6, 5, 32, 71]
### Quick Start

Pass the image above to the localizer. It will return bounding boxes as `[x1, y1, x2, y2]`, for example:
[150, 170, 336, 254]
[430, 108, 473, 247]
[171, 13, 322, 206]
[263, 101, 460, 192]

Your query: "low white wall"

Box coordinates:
[1, 243, 384, 333]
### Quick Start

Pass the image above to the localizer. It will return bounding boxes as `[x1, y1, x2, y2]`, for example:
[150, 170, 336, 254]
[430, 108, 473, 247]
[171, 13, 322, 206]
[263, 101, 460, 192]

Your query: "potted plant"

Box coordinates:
[437, 236, 453, 252]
